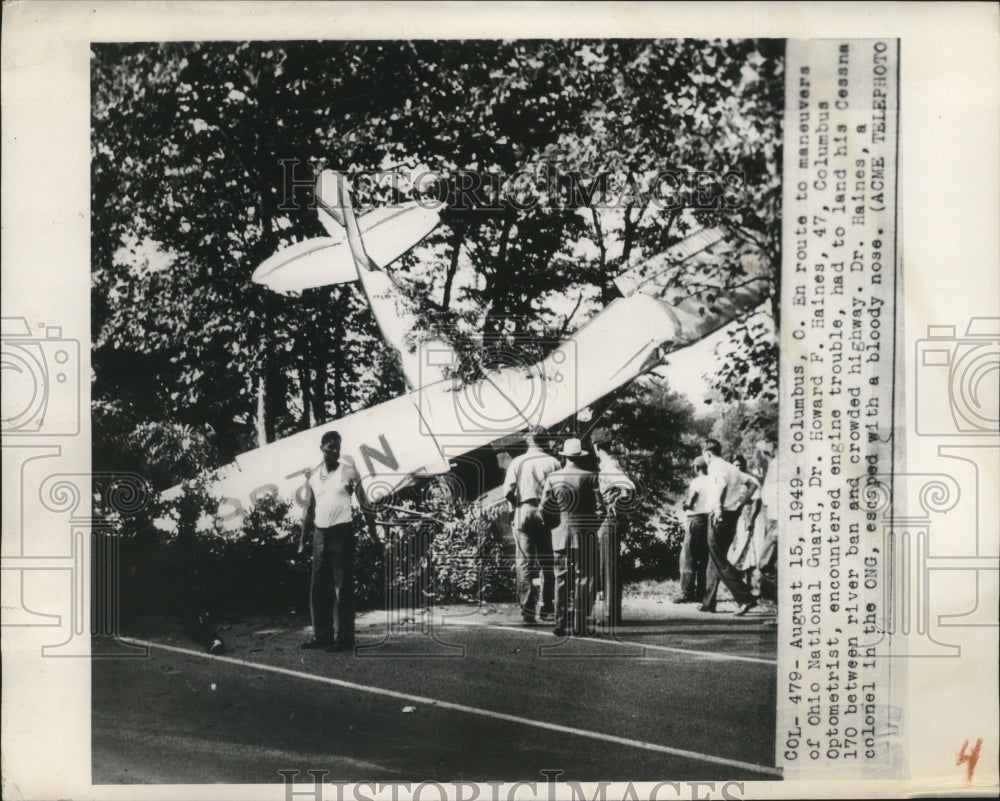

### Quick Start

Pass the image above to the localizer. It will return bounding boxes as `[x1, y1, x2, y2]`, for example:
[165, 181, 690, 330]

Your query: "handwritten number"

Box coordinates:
[956, 737, 983, 783]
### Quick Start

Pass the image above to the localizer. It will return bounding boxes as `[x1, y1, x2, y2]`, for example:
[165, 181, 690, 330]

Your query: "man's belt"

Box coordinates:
[315, 521, 354, 532]
[519, 498, 540, 506]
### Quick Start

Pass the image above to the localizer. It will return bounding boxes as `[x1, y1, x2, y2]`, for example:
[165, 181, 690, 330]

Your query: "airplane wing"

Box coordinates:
[614, 225, 772, 348]
[204, 270, 770, 531]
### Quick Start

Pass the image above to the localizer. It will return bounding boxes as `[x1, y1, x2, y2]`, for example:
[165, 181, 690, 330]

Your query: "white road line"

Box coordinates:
[122, 637, 782, 778]
[441, 620, 778, 666]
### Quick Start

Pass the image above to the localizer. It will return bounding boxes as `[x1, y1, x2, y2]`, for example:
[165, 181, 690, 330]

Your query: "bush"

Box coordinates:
[102, 480, 516, 626]
[105, 479, 310, 623]
[102, 460, 702, 629]
[362, 499, 514, 609]
[619, 507, 685, 581]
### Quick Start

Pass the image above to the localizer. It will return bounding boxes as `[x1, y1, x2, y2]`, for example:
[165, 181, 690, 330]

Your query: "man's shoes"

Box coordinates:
[325, 640, 355, 653]
[672, 596, 699, 604]
[208, 638, 225, 655]
[734, 598, 759, 617]
[698, 605, 715, 613]
[552, 627, 567, 637]
[301, 638, 333, 650]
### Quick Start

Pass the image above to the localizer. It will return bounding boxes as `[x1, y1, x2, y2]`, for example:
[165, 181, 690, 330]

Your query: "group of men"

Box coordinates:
[503, 426, 635, 637]
[295, 425, 636, 650]
[294, 427, 776, 654]
[679, 438, 778, 614]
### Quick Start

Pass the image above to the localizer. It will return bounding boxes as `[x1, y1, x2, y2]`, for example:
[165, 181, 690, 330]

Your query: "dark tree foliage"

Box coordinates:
[92, 40, 781, 585]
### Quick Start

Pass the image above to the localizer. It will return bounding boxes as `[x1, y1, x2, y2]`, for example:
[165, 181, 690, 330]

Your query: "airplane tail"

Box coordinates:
[250, 170, 441, 294]
[314, 169, 346, 228]
[250, 235, 360, 293]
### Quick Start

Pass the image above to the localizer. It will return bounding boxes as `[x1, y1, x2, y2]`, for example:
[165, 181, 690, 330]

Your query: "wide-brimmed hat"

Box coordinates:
[559, 438, 587, 458]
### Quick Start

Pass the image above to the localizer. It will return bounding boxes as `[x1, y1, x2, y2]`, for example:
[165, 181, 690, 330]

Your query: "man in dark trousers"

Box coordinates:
[590, 428, 635, 627]
[503, 426, 561, 624]
[700, 438, 760, 616]
[541, 438, 604, 637]
[677, 456, 712, 604]
[299, 430, 361, 652]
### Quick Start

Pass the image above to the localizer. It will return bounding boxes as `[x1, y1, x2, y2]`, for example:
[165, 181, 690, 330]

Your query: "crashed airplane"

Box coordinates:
[194, 170, 771, 528]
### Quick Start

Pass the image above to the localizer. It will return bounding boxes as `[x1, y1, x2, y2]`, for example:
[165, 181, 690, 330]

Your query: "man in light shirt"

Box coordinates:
[701, 438, 760, 616]
[755, 440, 779, 602]
[590, 428, 636, 626]
[299, 430, 361, 651]
[504, 426, 561, 624]
[677, 456, 713, 604]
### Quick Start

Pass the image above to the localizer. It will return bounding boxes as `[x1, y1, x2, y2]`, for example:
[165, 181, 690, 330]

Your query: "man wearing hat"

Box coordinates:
[590, 428, 636, 627]
[541, 438, 604, 637]
[503, 426, 561, 624]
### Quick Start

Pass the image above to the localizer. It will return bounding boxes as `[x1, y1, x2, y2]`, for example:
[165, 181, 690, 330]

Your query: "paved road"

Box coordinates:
[93, 606, 779, 784]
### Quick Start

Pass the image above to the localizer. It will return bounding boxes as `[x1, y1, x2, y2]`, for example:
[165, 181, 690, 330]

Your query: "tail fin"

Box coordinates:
[314, 170, 442, 272]
[252, 171, 441, 294]
[315, 170, 380, 272]
[314, 169, 347, 229]
[314, 169, 448, 390]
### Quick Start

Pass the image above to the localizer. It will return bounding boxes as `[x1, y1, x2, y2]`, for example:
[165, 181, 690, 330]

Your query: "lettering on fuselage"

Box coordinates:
[359, 434, 399, 475]
[249, 483, 279, 505]
[212, 433, 400, 527]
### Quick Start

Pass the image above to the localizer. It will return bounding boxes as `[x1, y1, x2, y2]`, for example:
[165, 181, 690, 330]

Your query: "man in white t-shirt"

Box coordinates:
[677, 456, 713, 604]
[299, 430, 361, 651]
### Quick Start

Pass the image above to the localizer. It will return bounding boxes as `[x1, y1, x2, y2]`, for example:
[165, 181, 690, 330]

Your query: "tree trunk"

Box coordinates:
[482, 212, 515, 337]
[311, 298, 330, 425]
[296, 327, 312, 431]
[255, 374, 267, 447]
[331, 309, 346, 419]
[441, 223, 466, 312]
[590, 206, 609, 305]
[263, 335, 284, 443]
[621, 204, 638, 265]
[255, 127, 288, 444]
